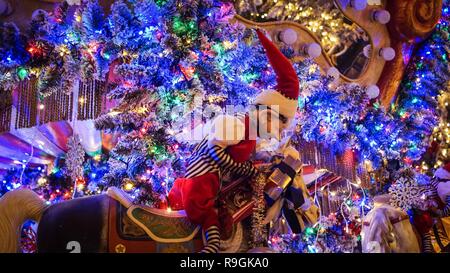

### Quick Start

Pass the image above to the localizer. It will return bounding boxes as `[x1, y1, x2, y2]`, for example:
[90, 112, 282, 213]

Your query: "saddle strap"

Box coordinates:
[433, 224, 446, 251]
[363, 214, 409, 226]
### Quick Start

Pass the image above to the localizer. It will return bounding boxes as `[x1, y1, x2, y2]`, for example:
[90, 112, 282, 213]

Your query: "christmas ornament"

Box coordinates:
[388, 172, 423, 211]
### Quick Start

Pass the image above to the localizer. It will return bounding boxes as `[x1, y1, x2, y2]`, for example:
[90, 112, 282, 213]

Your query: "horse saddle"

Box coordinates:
[106, 187, 203, 253]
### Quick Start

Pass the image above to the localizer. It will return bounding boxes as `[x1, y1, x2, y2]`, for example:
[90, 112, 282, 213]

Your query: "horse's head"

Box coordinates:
[362, 200, 407, 253]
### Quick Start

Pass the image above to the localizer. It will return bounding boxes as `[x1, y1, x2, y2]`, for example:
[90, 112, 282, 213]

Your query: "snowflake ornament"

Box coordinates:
[388, 176, 423, 211]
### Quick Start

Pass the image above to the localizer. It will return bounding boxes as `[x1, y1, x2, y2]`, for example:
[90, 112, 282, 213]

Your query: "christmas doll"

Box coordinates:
[429, 163, 450, 218]
[168, 29, 300, 253]
[417, 163, 450, 252]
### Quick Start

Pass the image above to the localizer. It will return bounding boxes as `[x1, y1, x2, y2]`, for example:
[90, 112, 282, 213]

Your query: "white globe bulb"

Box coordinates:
[0, 0, 13, 16]
[66, 0, 82, 5]
[305, 43, 322, 58]
[254, 0, 264, 6]
[363, 44, 372, 58]
[366, 85, 380, 99]
[373, 9, 391, 24]
[379, 47, 395, 61]
[327, 67, 340, 80]
[351, 0, 367, 10]
[32, 9, 48, 20]
[279, 28, 298, 45]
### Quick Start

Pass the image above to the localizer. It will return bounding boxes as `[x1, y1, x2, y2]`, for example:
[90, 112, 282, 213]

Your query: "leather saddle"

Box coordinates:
[106, 187, 203, 253]
[105, 175, 256, 253]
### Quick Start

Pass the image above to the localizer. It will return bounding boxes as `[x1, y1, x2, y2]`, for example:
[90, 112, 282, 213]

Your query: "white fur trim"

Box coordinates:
[254, 89, 298, 118]
[437, 182, 450, 203]
[435, 167, 450, 180]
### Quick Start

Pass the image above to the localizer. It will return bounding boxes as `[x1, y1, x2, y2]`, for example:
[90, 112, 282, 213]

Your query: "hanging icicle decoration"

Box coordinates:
[77, 79, 105, 121]
[0, 89, 12, 133]
[66, 134, 85, 198]
[15, 78, 38, 129]
[39, 89, 73, 124]
[293, 138, 366, 185]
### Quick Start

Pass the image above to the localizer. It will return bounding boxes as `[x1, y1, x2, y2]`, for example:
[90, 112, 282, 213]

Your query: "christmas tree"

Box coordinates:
[91, 0, 281, 206]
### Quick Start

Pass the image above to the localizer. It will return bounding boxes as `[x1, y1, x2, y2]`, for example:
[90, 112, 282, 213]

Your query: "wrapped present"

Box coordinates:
[264, 154, 303, 202]
[263, 155, 307, 234]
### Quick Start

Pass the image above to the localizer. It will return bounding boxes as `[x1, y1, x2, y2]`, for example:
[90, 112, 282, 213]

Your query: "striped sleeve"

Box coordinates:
[430, 177, 440, 188]
[426, 178, 440, 200]
[443, 196, 450, 217]
[208, 144, 257, 177]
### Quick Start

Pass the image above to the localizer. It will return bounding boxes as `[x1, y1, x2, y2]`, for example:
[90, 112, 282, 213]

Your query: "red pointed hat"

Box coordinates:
[435, 162, 450, 180]
[254, 29, 299, 119]
[444, 162, 450, 172]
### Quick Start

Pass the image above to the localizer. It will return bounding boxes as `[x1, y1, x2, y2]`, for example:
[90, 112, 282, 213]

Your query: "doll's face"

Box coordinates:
[257, 108, 288, 140]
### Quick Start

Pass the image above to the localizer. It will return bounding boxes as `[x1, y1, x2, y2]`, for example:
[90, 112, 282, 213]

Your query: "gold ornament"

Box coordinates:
[114, 244, 126, 253]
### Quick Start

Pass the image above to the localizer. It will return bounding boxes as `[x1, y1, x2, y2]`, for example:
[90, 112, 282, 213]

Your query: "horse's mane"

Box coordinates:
[362, 195, 405, 253]
[363, 192, 421, 252]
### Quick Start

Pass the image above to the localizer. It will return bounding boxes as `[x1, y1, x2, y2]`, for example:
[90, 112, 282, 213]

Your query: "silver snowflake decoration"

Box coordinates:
[388, 176, 423, 211]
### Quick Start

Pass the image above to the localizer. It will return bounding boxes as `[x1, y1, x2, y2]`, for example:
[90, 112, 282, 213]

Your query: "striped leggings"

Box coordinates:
[201, 225, 221, 253]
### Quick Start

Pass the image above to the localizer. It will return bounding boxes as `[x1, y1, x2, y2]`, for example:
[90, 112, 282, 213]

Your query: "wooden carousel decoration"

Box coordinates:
[232, 0, 443, 108]
[232, 0, 443, 186]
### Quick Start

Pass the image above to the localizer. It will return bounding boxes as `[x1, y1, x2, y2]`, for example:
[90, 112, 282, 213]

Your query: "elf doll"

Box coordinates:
[417, 162, 450, 252]
[429, 163, 450, 218]
[168, 29, 300, 253]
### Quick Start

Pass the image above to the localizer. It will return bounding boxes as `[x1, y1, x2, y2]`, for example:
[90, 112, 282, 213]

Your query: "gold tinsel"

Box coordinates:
[77, 79, 105, 121]
[15, 78, 38, 129]
[39, 88, 73, 124]
[0, 89, 12, 133]
[250, 171, 268, 248]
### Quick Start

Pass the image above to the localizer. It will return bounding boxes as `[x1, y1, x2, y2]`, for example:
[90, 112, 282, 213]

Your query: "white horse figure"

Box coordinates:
[361, 195, 420, 253]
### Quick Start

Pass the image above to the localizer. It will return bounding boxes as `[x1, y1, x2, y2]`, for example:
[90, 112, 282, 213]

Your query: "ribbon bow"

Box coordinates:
[263, 155, 306, 233]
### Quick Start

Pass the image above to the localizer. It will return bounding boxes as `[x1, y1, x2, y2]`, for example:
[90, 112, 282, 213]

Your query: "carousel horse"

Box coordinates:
[0, 142, 318, 253]
[0, 184, 257, 253]
[361, 195, 420, 253]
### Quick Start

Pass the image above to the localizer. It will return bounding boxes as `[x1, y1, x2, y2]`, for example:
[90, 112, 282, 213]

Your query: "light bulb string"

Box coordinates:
[19, 130, 38, 188]
[339, 179, 354, 252]
[311, 170, 322, 251]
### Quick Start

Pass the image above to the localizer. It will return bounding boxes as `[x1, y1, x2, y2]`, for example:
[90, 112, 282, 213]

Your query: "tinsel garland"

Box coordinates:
[39, 87, 73, 124]
[250, 171, 268, 248]
[0, 89, 12, 133]
[15, 78, 38, 129]
[77, 79, 105, 121]
[291, 138, 359, 183]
